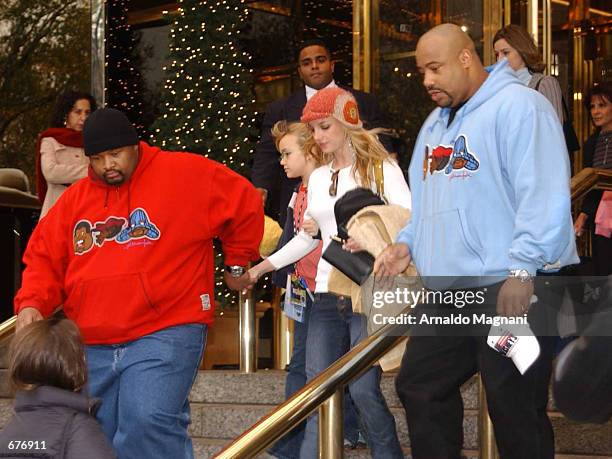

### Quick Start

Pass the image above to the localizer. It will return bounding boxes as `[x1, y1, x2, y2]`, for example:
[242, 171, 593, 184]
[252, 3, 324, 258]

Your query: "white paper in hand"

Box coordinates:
[487, 321, 541, 374]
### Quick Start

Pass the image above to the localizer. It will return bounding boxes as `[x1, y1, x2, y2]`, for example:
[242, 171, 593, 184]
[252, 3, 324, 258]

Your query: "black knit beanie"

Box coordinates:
[83, 108, 139, 156]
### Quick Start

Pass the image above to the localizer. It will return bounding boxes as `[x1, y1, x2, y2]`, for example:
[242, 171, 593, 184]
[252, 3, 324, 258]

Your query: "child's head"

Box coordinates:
[272, 121, 325, 179]
[8, 318, 87, 393]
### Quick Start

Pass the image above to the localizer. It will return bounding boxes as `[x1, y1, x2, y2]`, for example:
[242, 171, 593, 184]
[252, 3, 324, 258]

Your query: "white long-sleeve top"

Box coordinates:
[267, 159, 411, 293]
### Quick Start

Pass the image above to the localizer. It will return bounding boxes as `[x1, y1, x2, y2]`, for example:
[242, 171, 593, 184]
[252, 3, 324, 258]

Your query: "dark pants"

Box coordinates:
[594, 234, 612, 277]
[395, 283, 555, 459]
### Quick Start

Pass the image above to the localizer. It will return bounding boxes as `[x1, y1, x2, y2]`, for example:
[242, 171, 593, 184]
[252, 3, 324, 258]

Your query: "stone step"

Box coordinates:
[190, 400, 612, 456]
[1, 368, 612, 456]
[193, 438, 612, 459]
[192, 438, 477, 459]
[190, 369, 480, 410]
[190, 402, 479, 449]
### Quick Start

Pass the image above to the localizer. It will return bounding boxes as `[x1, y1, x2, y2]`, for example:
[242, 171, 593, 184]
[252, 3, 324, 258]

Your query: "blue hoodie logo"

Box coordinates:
[424, 135, 480, 179]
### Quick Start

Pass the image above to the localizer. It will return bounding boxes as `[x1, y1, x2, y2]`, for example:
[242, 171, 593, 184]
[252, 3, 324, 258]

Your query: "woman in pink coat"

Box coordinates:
[37, 91, 97, 218]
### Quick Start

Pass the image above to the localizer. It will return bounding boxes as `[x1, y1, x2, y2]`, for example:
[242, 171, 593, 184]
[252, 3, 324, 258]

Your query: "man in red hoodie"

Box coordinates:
[14, 108, 264, 459]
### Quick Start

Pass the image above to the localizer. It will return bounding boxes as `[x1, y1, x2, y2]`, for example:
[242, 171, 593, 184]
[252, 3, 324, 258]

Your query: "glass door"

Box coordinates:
[355, 0, 496, 165]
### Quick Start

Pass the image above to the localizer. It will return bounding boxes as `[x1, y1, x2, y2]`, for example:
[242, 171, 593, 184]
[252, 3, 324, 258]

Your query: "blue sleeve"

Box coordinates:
[396, 129, 427, 252]
[501, 105, 576, 274]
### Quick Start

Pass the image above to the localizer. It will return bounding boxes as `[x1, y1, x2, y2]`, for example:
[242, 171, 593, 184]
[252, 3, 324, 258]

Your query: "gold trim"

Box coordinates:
[0, 316, 17, 342]
[571, 168, 612, 201]
[239, 285, 257, 373]
[381, 51, 416, 61]
[273, 287, 293, 370]
[543, 0, 552, 75]
[503, 0, 511, 25]
[479, 376, 500, 459]
[527, 0, 539, 46]
[319, 389, 344, 458]
[363, 0, 371, 92]
[370, 0, 381, 92]
[483, 0, 503, 66]
[353, 0, 363, 90]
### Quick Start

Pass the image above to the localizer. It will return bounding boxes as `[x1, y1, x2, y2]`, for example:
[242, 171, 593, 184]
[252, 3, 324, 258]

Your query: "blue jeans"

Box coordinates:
[270, 297, 362, 459]
[299, 294, 403, 459]
[86, 324, 206, 459]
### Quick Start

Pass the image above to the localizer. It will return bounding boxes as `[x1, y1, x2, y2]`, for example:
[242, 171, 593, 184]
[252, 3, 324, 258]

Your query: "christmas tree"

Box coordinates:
[152, 0, 259, 308]
[106, 0, 146, 136]
[151, 0, 257, 176]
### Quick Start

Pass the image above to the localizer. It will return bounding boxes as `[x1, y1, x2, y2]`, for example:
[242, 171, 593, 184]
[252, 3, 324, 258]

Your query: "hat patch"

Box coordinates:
[343, 100, 359, 125]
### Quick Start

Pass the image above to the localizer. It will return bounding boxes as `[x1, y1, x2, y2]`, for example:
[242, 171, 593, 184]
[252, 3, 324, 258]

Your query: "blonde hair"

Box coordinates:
[271, 120, 325, 166]
[346, 126, 391, 188]
[493, 25, 545, 73]
[8, 318, 87, 393]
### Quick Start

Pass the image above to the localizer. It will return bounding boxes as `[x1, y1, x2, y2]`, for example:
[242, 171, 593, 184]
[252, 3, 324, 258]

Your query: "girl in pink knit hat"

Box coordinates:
[254, 87, 411, 458]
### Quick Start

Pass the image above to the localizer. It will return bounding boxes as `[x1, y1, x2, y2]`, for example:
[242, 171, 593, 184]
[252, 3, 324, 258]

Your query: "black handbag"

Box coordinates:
[562, 98, 580, 153]
[322, 237, 375, 285]
[322, 186, 386, 285]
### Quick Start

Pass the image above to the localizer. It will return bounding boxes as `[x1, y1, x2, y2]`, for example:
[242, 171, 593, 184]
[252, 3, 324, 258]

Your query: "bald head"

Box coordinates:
[416, 23, 487, 108]
[419, 24, 476, 55]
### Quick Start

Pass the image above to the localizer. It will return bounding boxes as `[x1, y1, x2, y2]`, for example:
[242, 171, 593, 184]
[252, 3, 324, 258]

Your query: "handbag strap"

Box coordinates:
[373, 160, 386, 202]
[534, 75, 570, 123]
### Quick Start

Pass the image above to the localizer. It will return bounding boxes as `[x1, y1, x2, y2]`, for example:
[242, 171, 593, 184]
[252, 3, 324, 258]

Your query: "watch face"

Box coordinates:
[227, 266, 245, 278]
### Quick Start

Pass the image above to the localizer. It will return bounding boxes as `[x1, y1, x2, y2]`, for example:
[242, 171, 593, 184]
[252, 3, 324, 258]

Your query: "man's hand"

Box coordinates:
[497, 278, 534, 317]
[373, 243, 411, 280]
[16, 307, 43, 332]
[574, 212, 588, 237]
[224, 271, 256, 293]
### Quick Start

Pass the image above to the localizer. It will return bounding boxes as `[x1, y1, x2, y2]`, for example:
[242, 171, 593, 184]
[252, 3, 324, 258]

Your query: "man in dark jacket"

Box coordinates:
[251, 38, 392, 224]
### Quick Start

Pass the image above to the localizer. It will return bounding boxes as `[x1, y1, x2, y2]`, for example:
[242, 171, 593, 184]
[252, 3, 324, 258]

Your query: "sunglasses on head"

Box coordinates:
[329, 169, 339, 197]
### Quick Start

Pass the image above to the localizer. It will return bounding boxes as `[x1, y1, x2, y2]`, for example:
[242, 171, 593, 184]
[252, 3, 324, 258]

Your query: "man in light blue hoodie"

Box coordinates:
[374, 24, 578, 459]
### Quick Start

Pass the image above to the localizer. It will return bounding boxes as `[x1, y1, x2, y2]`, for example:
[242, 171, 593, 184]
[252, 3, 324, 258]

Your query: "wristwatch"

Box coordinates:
[225, 265, 246, 278]
[508, 269, 533, 283]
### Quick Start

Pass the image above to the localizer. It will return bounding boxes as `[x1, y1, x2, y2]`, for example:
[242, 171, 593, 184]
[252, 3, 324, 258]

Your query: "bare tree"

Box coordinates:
[0, 0, 90, 183]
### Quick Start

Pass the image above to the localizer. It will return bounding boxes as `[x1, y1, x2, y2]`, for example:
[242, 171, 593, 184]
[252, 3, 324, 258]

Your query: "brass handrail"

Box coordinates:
[214, 311, 408, 458]
[571, 167, 612, 201]
[0, 315, 16, 342]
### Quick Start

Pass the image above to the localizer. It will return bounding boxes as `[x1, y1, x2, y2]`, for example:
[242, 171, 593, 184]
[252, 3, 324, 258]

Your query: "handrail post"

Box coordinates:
[478, 376, 499, 459]
[319, 388, 344, 459]
[239, 287, 256, 373]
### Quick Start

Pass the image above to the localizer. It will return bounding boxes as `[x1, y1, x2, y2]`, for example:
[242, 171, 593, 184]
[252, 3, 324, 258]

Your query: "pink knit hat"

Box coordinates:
[300, 87, 363, 129]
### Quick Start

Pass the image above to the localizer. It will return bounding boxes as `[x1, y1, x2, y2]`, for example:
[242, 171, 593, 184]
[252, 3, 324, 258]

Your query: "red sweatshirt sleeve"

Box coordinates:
[207, 163, 264, 266]
[14, 202, 71, 317]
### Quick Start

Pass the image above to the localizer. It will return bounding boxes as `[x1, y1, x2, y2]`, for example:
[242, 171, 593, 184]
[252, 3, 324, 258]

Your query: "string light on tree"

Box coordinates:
[151, 0, 258, 308]
[106, 0, 146, 135]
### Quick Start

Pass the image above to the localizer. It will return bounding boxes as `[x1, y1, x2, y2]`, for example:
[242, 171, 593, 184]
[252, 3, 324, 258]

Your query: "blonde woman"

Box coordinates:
[250, 87, 410, 459]
[253, 121, 364, 456]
